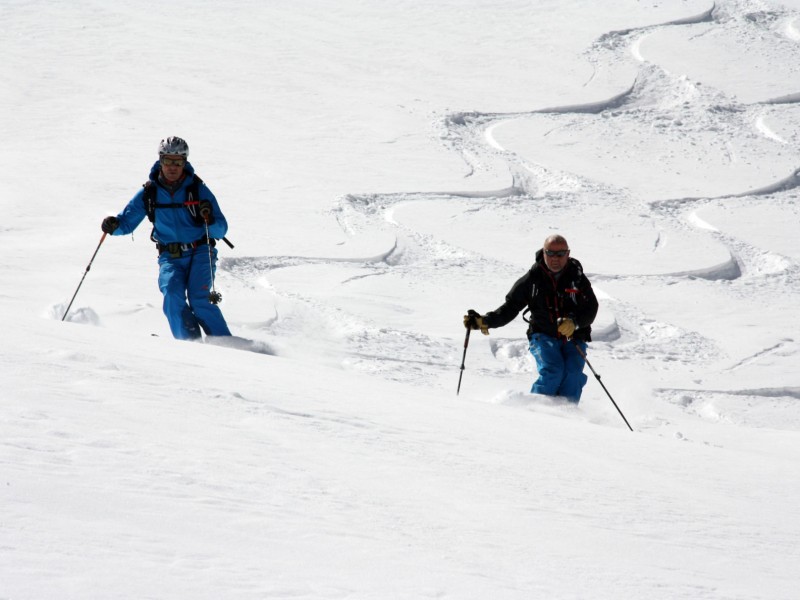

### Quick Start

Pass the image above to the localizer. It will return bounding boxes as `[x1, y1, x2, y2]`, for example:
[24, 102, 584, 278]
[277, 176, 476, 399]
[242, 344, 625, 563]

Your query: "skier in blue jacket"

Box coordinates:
[101, 136, 232, 341]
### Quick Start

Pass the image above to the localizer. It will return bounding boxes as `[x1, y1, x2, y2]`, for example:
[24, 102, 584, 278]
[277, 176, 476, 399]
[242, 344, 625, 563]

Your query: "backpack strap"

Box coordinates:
[184, 175, 203, 223]
[522, 265, 541, 324]
[143, 181, 157, 223]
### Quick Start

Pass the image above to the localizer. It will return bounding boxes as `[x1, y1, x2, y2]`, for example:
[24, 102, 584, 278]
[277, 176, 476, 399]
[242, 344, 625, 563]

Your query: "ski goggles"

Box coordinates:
[544, 249, 569, 257]
[160, 156, 186, 167]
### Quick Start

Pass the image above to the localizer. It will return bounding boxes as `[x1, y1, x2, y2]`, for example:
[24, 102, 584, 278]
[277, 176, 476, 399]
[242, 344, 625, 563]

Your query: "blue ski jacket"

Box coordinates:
[111, 161, 228, 244]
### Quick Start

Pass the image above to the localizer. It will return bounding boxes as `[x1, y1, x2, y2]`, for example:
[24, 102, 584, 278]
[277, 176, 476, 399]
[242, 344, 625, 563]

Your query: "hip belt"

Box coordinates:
[156, 236, 215, 257]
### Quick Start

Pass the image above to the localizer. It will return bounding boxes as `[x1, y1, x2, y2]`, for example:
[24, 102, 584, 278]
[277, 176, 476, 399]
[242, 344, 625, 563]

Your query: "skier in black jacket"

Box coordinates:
[464, 234, 599, 402]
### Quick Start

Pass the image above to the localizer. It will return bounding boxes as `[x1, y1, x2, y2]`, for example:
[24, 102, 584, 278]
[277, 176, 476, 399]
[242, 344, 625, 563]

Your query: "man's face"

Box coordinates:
[160, 155, 186, 183]
[543, 241, 570, 273]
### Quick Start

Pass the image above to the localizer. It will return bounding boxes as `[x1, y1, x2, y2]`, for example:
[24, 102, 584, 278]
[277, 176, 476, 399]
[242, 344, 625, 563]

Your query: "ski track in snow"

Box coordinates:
[214, 0, 800, 433]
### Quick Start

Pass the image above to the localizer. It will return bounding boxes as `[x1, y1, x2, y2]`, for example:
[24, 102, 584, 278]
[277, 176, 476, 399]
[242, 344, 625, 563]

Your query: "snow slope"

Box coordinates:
[2, 1, 799, 598]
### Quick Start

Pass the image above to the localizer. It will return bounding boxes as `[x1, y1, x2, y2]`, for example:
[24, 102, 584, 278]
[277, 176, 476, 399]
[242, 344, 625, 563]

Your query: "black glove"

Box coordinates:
[198, 200, 214, 224]
[463, 309, 489, 335]
[101, 216, 119, 234]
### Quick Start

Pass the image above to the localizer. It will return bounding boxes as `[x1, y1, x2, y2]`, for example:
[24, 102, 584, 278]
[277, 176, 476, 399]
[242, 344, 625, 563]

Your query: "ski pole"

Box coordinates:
[457, 325, 472, 395]
[62, 232, 107, 322]
[203, 219, 222, 305]
[573, 341, 633, 432]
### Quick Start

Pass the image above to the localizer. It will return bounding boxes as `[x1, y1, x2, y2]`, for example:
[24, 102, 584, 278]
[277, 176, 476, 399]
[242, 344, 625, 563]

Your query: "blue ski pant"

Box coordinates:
[528, 333, 588, 402]
[157, 246, 231, 340]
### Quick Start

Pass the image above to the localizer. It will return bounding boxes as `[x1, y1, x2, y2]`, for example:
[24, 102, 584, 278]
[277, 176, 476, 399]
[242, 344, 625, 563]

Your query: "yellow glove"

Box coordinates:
[463, 310, 489, 335]
[557, 317, 576, 338]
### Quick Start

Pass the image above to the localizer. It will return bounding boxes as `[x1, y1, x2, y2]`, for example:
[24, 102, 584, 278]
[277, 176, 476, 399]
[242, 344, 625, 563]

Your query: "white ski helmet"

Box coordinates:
[158, 136, 189, 157]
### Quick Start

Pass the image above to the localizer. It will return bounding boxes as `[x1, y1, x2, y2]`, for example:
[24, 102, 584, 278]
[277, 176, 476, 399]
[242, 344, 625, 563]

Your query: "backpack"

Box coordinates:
[142, 174, 235, 249]
[142, 174, 206, 225]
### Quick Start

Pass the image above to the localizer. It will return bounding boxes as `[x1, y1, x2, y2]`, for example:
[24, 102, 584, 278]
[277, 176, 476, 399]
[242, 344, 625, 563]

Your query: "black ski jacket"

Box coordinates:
[483, 249, 599, 342]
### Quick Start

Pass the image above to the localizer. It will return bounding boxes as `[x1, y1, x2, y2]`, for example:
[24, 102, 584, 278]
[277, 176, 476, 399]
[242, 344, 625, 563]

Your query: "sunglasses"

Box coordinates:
[160, 157, 186, 167]
[544, 249, 569, 257]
